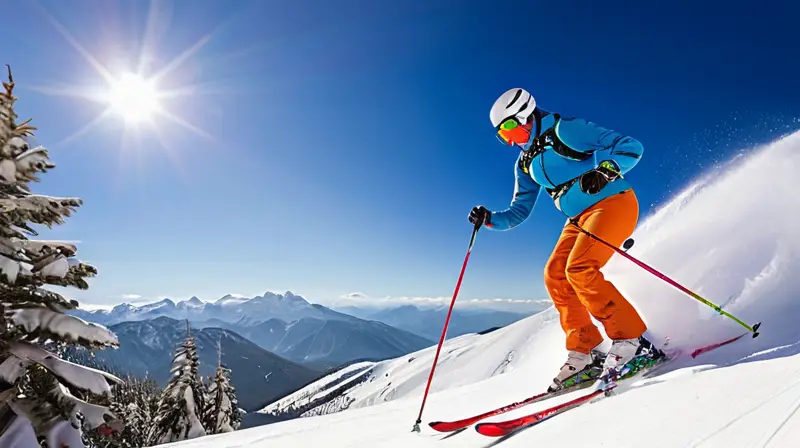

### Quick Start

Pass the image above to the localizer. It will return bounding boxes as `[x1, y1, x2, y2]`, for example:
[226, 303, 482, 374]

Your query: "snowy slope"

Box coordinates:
[255, 307, 568, 419]
[259, 361, 376, 418]
[164, 130, 800, 447]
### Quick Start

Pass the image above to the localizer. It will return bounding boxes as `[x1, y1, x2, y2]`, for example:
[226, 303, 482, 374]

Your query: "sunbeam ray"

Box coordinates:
[32, 2, 116, 85]
[51, 109, 114, 149]
[25, 84, 107, 104]
[155, 108, 215, 142]
[151, 33, 214, 84]
[138, 0, 167, 76]
[156, 81, 250, 99]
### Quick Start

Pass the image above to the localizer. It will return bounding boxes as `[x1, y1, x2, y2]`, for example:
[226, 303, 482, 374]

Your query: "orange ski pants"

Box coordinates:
[543, 189, 647, 354]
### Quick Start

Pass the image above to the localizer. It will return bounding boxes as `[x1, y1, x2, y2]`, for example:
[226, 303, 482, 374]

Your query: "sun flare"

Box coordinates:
[106, 72, 160, 123]
[30, 5, 220, 151]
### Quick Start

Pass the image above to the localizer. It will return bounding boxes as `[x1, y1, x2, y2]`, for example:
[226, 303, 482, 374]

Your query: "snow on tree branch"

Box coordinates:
[0, 64, 122, 446]
[7, 238, 78, 258]
[9, 374, 116, 430]
[41, 261, 97, 290]
[148, 335, 207, 444]
[0, 284, 78, 312]
[0, 237, 97, 288]
[4, 305, 119, 349]
[0, 194, 83, 230]
[6, 259, 98, 291]
[0, 140, 55, 184]
[5, 342, 122, 395]
[203, 364, 241, 434]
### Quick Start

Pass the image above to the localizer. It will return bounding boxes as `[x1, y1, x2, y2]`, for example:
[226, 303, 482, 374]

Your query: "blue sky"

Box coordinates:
[4, 0, 800, 311]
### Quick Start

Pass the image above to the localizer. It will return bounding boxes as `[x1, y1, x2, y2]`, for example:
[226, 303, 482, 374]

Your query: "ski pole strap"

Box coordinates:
[568, 219, 760, 338]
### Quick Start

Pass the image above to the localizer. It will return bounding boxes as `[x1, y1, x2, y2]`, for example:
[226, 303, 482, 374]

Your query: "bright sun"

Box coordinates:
[107, 72, 160, 123]
[34, 10, 216, 146]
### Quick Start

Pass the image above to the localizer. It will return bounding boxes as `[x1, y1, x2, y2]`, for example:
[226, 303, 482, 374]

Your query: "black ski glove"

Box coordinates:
[468, 205, 491, 226]
[579, 160, 621, 195]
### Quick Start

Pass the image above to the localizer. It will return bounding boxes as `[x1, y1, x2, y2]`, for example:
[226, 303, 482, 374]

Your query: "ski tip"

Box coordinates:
[474, 423, 507, 438]
[428, 422, 445, 432]
[752, 322, 761, 338]
[428, 421, 464, 433]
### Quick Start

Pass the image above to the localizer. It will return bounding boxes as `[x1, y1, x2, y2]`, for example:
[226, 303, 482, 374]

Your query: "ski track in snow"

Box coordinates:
[164, 131, 800, 447]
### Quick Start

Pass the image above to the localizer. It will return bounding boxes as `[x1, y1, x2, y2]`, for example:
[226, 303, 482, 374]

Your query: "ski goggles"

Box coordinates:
[496, 117, 531, 146]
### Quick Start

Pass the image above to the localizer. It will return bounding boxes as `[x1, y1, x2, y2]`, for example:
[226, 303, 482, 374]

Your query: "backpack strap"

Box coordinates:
[518, 112, 593, 175]
[538, 114, 594, 162]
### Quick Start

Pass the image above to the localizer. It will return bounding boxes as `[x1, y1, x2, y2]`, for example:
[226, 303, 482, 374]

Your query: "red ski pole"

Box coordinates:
[412, 220, 482, 432]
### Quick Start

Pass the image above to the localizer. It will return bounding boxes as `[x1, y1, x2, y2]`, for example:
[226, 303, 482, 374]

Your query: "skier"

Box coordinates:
[469, 88, 656, 391]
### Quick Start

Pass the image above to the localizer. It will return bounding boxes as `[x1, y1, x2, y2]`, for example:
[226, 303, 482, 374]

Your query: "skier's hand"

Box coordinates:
[469, 205, 491, 226]
[579, 161, 620, 195]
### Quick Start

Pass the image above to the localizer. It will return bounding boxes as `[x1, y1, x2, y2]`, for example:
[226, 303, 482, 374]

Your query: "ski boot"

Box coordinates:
[547, 348, 606, 392]
[596, 336, 667, 392]
[619, 336, 667, 378]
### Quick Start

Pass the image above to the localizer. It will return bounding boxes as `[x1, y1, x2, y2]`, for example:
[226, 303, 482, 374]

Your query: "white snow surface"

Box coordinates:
[258, 361, 376, 415]
[165, 131, 800, 447]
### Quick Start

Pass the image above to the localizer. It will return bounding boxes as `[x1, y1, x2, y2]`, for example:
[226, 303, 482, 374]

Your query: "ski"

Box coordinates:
[427, 378, 594, 432]
[474, 332, 756, 438]
[428, 346, 671, 433]
[475, 385, 608, 437]
[473, 354, 671, 438]
[428, 356, 606, 432]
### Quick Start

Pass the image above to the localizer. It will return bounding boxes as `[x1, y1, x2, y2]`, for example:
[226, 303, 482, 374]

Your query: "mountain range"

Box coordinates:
[66, 292, 539, 410]
[69, 291, 345, 326]
[67, 316, 322, 411]
[69, 292, 435, 371]
[334, 304, 541, 341]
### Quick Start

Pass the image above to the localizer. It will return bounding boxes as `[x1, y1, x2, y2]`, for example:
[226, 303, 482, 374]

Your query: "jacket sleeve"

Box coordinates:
[486, 154, 541, 231]
[557, 116, 644, 175]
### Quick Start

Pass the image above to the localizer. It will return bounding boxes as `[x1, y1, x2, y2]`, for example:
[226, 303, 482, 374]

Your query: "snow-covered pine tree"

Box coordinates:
[202, 364, 242, 434]
[80, 370, 159, 448]
[147, 322, 206, 445]
[0, 65, 123, 446]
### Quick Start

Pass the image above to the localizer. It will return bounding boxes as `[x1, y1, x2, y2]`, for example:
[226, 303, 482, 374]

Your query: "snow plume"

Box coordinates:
[603, 129, 800, 359]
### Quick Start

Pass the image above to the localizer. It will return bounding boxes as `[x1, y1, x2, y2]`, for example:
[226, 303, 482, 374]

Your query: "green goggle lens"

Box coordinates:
[499, 119, 518, 131]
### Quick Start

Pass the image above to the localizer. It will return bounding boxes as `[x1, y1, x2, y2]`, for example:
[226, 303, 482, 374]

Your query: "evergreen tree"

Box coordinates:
[202, 364, 242, 434]
[81, 372, 160, 448]
[0, 65, 122, 446]
[147, 323, 206, 445]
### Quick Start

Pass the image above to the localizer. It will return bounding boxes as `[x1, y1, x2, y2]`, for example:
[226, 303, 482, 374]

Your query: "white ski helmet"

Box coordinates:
[489, 88, 536, 128]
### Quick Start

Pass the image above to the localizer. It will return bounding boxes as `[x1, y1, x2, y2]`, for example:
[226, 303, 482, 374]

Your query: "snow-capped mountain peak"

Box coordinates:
[215, 294, 249, 306]
[110, 303, 134, 314]
[69, 291, 339, 326]
[135, 298, 175, 313]
[177, 296, 204, 309]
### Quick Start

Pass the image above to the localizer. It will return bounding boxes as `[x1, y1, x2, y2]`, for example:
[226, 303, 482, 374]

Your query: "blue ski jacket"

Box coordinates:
[485, 111, 643, 230]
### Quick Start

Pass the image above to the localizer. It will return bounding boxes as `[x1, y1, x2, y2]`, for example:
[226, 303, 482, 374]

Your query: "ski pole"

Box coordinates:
[412, 219, 482, 433]
[568, 220, 760, 338]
